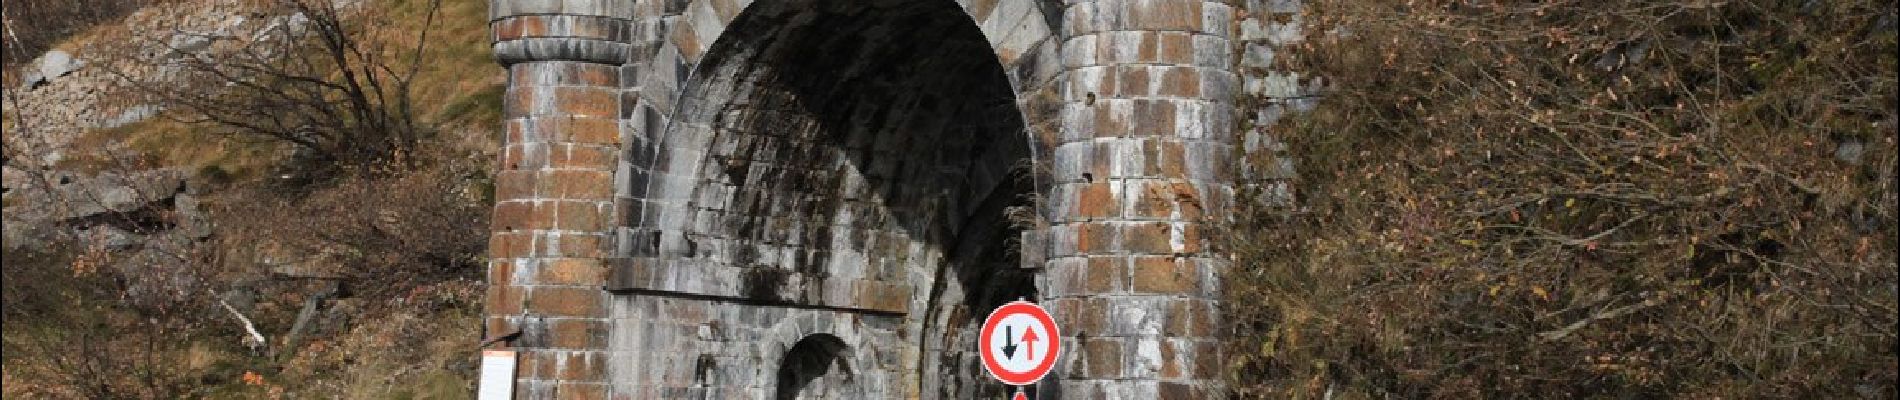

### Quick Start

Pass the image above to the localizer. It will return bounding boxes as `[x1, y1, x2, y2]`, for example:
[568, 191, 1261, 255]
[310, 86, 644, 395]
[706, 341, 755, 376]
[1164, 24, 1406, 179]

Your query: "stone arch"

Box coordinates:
[629, 0, 1064, 138]
[611, 0, 1059, 396]
[775, 334, 853, 400]
[661, 0, 1056, 78]
[752, 313, 884, 399]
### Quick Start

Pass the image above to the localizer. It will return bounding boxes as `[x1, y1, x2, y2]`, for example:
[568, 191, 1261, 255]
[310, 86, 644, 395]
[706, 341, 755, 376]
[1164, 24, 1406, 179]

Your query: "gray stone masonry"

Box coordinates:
[484, 0, 1276, 398]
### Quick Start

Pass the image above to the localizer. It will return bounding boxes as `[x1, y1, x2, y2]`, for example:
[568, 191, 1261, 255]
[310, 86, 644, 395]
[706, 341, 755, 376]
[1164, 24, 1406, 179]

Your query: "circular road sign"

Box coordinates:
[979, 300, 1061, 386]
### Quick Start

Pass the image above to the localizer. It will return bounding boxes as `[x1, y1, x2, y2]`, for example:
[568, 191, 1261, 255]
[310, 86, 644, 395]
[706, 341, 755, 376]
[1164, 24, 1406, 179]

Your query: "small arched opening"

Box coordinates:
[775, 334, 854, 400]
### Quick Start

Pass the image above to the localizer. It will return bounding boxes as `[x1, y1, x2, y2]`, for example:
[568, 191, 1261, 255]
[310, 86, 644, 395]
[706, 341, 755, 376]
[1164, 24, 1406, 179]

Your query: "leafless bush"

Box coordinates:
[145, 0, 442, 180]
[0, 239, 223, 399]
[1228, 0, 1896, 398]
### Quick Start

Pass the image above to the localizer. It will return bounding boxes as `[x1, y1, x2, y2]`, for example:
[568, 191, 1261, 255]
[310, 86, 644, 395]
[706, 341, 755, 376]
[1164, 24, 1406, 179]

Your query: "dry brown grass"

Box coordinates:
[0, 0, 151, 70]
[1, 154, 489, 398]
[1227, 0, 1897, 398]
[4, 0, 499, 396]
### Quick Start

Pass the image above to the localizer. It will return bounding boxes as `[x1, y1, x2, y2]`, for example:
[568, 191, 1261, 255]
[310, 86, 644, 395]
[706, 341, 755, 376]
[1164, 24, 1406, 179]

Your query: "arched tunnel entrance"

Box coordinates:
[633, 0, 1042, 396]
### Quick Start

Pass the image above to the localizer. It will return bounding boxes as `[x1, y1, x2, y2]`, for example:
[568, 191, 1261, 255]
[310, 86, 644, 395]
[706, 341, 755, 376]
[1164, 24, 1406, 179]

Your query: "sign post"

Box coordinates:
[980, 299, 1061, 398]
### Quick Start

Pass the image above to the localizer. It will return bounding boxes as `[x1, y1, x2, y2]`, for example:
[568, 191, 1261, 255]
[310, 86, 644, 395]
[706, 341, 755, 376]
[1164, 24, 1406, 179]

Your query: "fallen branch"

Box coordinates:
[214, 292, 267, 352]
[1537, 295, 1665, 341]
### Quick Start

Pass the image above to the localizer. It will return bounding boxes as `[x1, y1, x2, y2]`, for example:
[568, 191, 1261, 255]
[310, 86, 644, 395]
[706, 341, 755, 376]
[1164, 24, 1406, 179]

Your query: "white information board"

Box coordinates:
[478, 350, 517, 400]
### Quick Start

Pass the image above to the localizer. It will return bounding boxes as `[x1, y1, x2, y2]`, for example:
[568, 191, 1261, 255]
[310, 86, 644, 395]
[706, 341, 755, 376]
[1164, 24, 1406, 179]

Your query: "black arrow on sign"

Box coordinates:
[1001, 326, 1019, 359]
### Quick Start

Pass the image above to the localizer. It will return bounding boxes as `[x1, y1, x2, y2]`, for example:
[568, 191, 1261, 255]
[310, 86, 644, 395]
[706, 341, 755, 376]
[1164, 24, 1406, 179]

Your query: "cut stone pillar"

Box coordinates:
[485, 0, 632, 397]
[1042, 1, 1238, 398]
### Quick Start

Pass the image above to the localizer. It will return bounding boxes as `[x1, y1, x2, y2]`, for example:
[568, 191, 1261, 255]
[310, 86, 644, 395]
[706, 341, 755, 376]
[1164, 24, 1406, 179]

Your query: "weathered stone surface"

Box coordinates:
[0, 168, 214, 256]
[1242, 42, 1275, 69]
[1234, 0, 1312, 210]
[168, 33, 217, 55]
[98, 105, 163, 130]
[18, 50, 87, 90]
[485, 0, 1250, 398]
[38, 50, 85, 80]
[0, 169, 188, 224]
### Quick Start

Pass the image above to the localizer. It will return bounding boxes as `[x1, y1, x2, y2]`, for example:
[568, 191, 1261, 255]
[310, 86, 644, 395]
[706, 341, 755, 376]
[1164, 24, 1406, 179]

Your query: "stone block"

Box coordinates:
[1128, 336, 1164, 377]
[1072, 181, 1120, 219]
[542, 170, 615, 200]
[490, 231, 534, 258]
[487, 284, 527, 315]
[1115, 64, 1151, 97]
[486, 316, 521, 339]
[492, 200, 536, 231]
[1084, 256, 1129, 293]
[553, 201, 610, 232]
[527, 286, 607, 317]
[1266, 16, 1305, 46]
[553, 87, 620, 119]
[1121, 0, 1206, 32]
[1131, 256, 1197, 293]
[1192, 340, 1224, 377]
[550, 143, 619, 170]
[493, 15, 631, 43]
[1158, 381, 1207, 399]
[1157, 33, 1196, 65]
[1072, 222, 1119, 254]
[537, 258, 608, 286]
[551, 382, 609, 400]
[1241, 42, 1274, 68]
[547, 320, 611, 350]
[553, 232, 611, 258]
[1156, 66, 1202, 97]
[1084, 337, 1125, 378]
[510, 61, 621, 87]
[503, 142, 550, 170]
[1119, 221, 1176, 254]
[488, 0, 636, 21]
[1063, 34, 1099, 68]
[1043, 257, 1088, 294]
[490, 260, 519, 286]
[1162, 298, 1217, 337]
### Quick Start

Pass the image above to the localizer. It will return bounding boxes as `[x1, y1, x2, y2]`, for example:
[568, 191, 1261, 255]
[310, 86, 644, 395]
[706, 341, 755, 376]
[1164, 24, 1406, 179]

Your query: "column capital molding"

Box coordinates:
[490, 0, 636, 66]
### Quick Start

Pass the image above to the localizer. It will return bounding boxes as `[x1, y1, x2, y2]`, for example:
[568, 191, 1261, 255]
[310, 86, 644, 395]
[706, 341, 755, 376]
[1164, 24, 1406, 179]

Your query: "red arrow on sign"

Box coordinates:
[1020, 327, 1040, 361]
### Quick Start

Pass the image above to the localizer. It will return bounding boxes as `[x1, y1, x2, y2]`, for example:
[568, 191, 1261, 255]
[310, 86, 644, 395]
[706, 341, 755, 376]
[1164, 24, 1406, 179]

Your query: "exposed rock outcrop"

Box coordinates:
[1, 168, 206, 252]
[17, 50, 88, 90]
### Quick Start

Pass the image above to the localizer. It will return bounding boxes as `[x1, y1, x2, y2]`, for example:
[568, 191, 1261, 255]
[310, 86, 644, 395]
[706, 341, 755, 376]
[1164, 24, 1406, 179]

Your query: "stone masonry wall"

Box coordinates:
[1236, 0, 1318, 206]
[483, 0, 1249, 398]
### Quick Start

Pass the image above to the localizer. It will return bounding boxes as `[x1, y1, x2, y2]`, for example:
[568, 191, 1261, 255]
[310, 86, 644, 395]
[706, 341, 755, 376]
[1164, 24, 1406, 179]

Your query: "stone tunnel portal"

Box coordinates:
[608, 0, 1041, 397]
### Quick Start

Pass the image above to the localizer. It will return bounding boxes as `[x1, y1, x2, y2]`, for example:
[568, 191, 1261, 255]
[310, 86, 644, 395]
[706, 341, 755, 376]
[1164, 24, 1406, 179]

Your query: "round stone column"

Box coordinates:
[1042, 0, 1238, 398]
[484, 0, 632, 398]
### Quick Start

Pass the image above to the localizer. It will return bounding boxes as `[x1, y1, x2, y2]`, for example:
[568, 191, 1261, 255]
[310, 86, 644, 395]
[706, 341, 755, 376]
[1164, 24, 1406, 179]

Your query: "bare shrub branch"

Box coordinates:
[1229, 0, 1896, 397]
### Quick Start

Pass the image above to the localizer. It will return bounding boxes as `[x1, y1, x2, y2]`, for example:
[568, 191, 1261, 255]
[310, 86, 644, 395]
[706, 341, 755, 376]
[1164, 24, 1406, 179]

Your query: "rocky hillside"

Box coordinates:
[3, 0, 498, 397]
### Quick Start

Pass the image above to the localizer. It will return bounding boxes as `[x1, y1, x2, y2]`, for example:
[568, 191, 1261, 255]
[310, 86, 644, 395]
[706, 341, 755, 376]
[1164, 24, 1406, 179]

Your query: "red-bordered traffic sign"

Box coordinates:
[979, 300, 1061, 386]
